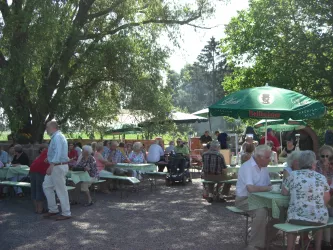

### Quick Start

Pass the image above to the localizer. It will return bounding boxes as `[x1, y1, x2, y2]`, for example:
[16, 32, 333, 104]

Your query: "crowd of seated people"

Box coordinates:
[0, 138, 175, 208]
[6, 128, 333, 250]
[233, 130, 333, 249]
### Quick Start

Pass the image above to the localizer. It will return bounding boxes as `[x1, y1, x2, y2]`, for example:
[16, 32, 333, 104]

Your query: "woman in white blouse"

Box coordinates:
[282, 150, 330, 250]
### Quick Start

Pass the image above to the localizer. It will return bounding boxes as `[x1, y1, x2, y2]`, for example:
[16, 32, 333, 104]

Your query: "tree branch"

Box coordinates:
[325, 102, 333, 107]
[0, 0, 10, 24]
[87, 0, 123, 20]
[12, 0, 23, 14]
[87, 7, 114, 20]
[42, 0, 95, 104]
[313, 94, 333, 99]
[0, 50, 8, 68]
[80, 14, 211, 40]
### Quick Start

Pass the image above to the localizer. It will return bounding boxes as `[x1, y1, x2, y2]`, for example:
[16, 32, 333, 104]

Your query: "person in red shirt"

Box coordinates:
[68, 142, 78, 167]
[30, 144, 49, 214]
[260, 128, 281, 153]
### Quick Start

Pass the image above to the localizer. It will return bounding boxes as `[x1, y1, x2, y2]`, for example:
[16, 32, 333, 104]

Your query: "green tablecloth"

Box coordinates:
[0, 165, 30, 179]
[226, 165, 285, 174]
[67, 171, 91, 184]
[99, 170, 140, 183]
[222, 179, 282, 185]
[248, 192, 290, 219]
[115, 163, 156, 172]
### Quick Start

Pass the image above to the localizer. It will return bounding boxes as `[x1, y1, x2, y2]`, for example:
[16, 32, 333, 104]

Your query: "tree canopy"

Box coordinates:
[0, 0, 216, 142]
[222, 0, 333, 102]
[167, 36, 230, 113]
[221, 0, 333, 129]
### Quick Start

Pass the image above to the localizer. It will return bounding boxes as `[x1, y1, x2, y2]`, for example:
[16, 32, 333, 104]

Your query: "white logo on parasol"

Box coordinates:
[258, 93, 274, 105]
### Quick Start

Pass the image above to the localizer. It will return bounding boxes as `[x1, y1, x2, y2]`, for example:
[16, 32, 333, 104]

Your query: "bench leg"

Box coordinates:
[92, 184, 99, 201]
[245, 215, 249, 246]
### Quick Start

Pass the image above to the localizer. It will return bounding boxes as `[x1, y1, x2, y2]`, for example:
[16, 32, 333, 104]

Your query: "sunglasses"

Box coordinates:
[321, 155, 330, 158]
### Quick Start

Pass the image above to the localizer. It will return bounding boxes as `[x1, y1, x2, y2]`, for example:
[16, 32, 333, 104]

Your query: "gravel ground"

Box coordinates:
[0, 177, 262, 250]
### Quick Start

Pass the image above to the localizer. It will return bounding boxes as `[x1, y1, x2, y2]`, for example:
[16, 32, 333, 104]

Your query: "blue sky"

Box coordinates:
[165, 0, 249, 72]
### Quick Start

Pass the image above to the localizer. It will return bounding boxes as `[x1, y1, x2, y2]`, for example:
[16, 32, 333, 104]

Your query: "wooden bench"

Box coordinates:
[201, 179, 282, 185]
[144, 172, 168, 191]
[99, 175, 140, 198]
[226, 206, 251, 246]
[0, 181, 76, 191]
[0, 181, 31, 188]
[0, 181, 75, 200]
[274, 218, 333, 249]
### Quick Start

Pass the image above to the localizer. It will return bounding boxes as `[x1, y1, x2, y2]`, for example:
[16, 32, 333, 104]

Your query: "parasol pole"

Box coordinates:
[265, 119, 268, 145]
[280, 131, 282, 147]
[208, 111, 212, 133]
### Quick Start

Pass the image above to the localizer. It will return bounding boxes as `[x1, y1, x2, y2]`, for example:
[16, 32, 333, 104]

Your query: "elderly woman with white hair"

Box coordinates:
[129, 142, 146, 164]
[76, 145, 98, 206]
[282, 150, 330, 250]
[283, 151, 300, 180]
[128, 142, 146, 178]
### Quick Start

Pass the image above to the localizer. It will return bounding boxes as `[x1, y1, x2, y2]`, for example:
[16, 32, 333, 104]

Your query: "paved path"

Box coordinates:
[0, 179, 250, 250]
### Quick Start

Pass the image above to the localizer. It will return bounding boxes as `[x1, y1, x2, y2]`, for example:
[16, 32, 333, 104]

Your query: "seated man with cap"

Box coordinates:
[202, 140, 228, 203]
[174, 138, 190, 157]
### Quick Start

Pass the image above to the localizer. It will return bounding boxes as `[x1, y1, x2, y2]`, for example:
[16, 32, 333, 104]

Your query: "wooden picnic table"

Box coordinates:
[67, 171, 91, 184]
[115, 163, 157, 173]
[248, 192, 289, 219]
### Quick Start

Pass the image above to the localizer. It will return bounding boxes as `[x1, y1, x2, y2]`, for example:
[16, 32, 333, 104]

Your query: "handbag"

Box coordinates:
[72, 167, 85, 172]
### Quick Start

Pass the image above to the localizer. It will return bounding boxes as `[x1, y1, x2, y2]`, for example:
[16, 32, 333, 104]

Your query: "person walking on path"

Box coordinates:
[43, 121, 71, 221]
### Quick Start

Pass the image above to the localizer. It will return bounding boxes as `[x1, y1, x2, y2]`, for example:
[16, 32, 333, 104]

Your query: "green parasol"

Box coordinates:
[209, 84, 325, 144]
[254, 119, 307, 132]
[209, 85, 326, 120]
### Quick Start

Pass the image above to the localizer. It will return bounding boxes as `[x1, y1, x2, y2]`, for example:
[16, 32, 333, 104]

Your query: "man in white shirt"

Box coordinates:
[235, 145, 275, 250]
[147, 140, 164, 163]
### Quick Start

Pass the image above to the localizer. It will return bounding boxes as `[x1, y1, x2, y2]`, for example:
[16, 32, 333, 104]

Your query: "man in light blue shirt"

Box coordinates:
[0, 147, 9, 165]
[43, 121, 71, 221]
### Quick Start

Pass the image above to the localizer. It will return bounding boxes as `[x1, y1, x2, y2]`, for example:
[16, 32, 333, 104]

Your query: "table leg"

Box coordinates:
[245, 215, 249, 246]
[266, 208, 272, 250]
